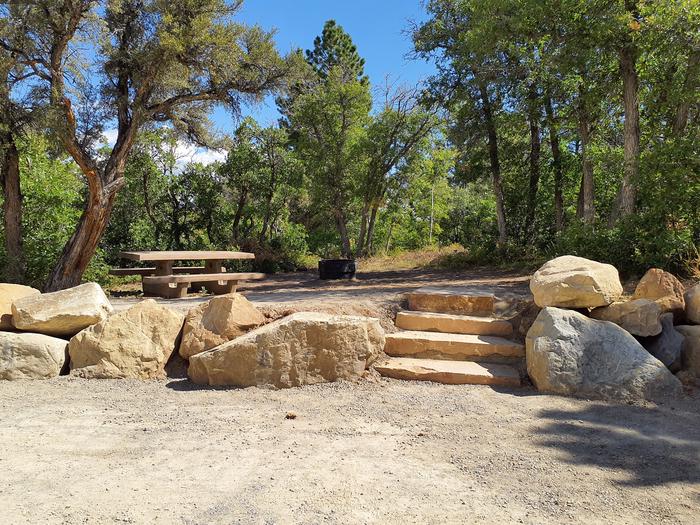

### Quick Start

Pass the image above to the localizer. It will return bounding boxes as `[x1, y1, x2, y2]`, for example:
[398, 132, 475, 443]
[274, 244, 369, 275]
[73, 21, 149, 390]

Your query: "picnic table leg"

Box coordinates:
[190, 262, 225, 292]
[143, 261, 178, 298]
[203, 260, 232, 295]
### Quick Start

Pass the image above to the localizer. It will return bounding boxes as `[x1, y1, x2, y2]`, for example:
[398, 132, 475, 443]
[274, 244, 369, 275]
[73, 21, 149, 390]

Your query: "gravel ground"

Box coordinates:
[1, 377, 698, 524]
[4, 268, 698, 523]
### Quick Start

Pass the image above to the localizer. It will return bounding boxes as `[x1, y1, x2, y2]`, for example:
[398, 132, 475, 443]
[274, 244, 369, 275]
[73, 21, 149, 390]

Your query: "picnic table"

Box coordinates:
[110, 250, 265, 299]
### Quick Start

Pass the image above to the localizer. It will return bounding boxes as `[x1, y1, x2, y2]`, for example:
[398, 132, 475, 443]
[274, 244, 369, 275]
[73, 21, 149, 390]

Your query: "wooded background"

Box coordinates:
[1, 0, 698, 290]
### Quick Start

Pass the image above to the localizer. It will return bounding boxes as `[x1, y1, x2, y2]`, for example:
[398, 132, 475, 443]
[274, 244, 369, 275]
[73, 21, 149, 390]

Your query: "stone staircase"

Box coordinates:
[375, 288, 525, 387]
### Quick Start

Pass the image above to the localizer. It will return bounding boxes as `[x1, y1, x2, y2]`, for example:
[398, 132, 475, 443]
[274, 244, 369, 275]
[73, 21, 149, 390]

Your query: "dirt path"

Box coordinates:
[1, 378, 698, 524]
[110, 268, 533, 332]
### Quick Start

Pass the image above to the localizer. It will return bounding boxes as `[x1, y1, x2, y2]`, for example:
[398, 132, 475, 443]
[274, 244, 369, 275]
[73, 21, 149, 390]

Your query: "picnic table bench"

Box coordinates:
[110, 250, 265, 299]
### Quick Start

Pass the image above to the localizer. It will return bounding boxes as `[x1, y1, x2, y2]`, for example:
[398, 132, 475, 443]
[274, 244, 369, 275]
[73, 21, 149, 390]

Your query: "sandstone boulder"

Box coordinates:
[12, 283, 113, 336]
[0, 332, 67, 380]
[179, 293, 265, 359]
[633, 268, 685, 316]
[676, 325, 700, 380]
[69, 299, 184, 379]
[526, 307, 681, 402]
[685, 284, 700, 324]
[189, 312, 384, 388]
[0, 283, 40, 330]
[530, 256, 623, 308]
[637, 313, 684, 372]
[590, 299, 662, 337]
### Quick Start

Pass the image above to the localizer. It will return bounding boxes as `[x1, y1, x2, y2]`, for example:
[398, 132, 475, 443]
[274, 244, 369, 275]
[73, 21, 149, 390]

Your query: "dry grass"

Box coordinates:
[357, 245, 465, 272]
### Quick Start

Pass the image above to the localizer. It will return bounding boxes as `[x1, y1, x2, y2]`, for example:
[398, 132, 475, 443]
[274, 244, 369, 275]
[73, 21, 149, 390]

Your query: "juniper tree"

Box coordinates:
[4, 0, 294, 290]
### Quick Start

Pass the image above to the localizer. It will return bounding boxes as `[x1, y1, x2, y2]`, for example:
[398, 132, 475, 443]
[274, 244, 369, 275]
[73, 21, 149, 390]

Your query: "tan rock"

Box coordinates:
[685, 284, 700, 324]
[395, 310, 513, 336]
[0, 283, 40, 330]
[12, 283, 113, 337]
[676, 325, 700, 379]
[374, 357, 520, 387]
[179, 293, 265, 359]
[405, 288, 494, 315]
[530, 256, 623, 308]
[526, 307, 681, 402]
[189, 312, 384, 388]
[69, 299, 184, 379]
[0, 332, 67, 380]
[590, 299, 663, 337]
[633, 268, 685, 316]
[384, 331, 524, 360]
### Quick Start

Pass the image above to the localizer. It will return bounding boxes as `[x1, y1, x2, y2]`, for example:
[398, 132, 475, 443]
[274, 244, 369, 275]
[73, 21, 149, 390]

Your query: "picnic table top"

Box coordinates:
[119, 250, 255, 262]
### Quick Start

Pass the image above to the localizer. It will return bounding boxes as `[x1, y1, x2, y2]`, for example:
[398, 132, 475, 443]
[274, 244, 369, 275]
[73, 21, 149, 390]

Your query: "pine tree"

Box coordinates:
[305, 20, 368, 84]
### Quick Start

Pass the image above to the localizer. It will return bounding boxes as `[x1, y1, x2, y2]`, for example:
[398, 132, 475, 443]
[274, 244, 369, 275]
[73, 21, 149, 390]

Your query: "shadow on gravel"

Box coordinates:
[534, 403, 700, 488]
[165, 379, 242, 392]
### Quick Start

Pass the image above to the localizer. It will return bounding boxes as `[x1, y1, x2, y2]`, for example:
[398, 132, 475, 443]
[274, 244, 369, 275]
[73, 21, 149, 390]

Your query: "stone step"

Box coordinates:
[406, 288, 494, 316]
[375, 357, 521, 387]
[384, 331, 525, 360]
[395, 310, 513, 336]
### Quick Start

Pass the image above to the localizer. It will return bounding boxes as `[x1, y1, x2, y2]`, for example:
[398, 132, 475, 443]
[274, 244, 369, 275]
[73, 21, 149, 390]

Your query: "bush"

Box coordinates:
[553, 215, 698, 277]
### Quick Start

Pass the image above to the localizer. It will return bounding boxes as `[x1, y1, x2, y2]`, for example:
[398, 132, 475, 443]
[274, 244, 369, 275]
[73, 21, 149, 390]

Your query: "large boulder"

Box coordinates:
[189, 312, 385, 388]
[633, 268, 685, 317]
[526, 307, 681, 402]
[12, 283, 113, 337]
[590, 299, 663, 337]
[179, 293, 265, 359]
[676, 325, 700, 380]
[530, 256, 623, 308]
[0, 332, 67, 380]
[637, 313, 684, 372]
[685, 284, 700, 324]
[69, 299, 184, 379]
[0, 283, 40, 330]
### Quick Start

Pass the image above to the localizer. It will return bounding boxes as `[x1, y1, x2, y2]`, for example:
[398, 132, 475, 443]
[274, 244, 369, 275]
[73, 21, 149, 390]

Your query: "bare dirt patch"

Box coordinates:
[110, 268, 533, 332]
[0, 377, 698, 524]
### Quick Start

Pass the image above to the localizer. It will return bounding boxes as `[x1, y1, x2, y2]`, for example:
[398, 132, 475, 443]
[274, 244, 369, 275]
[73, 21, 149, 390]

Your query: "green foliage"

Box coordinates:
[3, 5, 698, 287]
[306, 20, 368, 84]
[413, 0, 700, 275]
[0, 135, 82, 287]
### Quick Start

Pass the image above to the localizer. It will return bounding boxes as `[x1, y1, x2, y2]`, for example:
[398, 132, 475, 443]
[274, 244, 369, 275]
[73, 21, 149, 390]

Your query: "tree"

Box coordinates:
[290, 21, 372, 257]
[611, 0, 643, 222]
[306, 20, 368, 84]
[291, 67, 371, 257]
[7, 0, 292, 290]
[413, 0, 510, 244]
[358, 85, 437, 256]
[0, 2, 45, 282]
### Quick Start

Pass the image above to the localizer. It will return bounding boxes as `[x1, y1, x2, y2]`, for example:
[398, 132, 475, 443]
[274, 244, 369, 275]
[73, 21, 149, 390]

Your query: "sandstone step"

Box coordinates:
[395, 310, 513, 336]
[375, 357, 521, 387]
[406, 288, 494, 316]
[384, 331, 525, 360]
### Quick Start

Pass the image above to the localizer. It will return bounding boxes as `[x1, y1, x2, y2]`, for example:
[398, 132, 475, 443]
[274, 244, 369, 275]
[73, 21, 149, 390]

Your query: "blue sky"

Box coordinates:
[215, 0, 436, 131]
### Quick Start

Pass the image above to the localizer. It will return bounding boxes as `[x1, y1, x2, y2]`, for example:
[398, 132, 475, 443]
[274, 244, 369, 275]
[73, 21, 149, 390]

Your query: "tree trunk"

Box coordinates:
[385, 218, 395, 253]
[673, 50, 700, 136]
[45, 188, 119, 291]
[259, 169, 278, 242]
[231, 188, 248, 243]
[525, 85, 541, 239]
[578, 101, 595, 224]
[611, 41, 640, 223]
[142, 170, 160, 246]
[576, 173, 585, 220]
[365, 203, 379, 255]
[355, 200, 370, 258]
[544, 96, 564, 231]
[335, 209, 352, 258]
[1, 134, 24, 282]
[477, 79, 507, 244]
